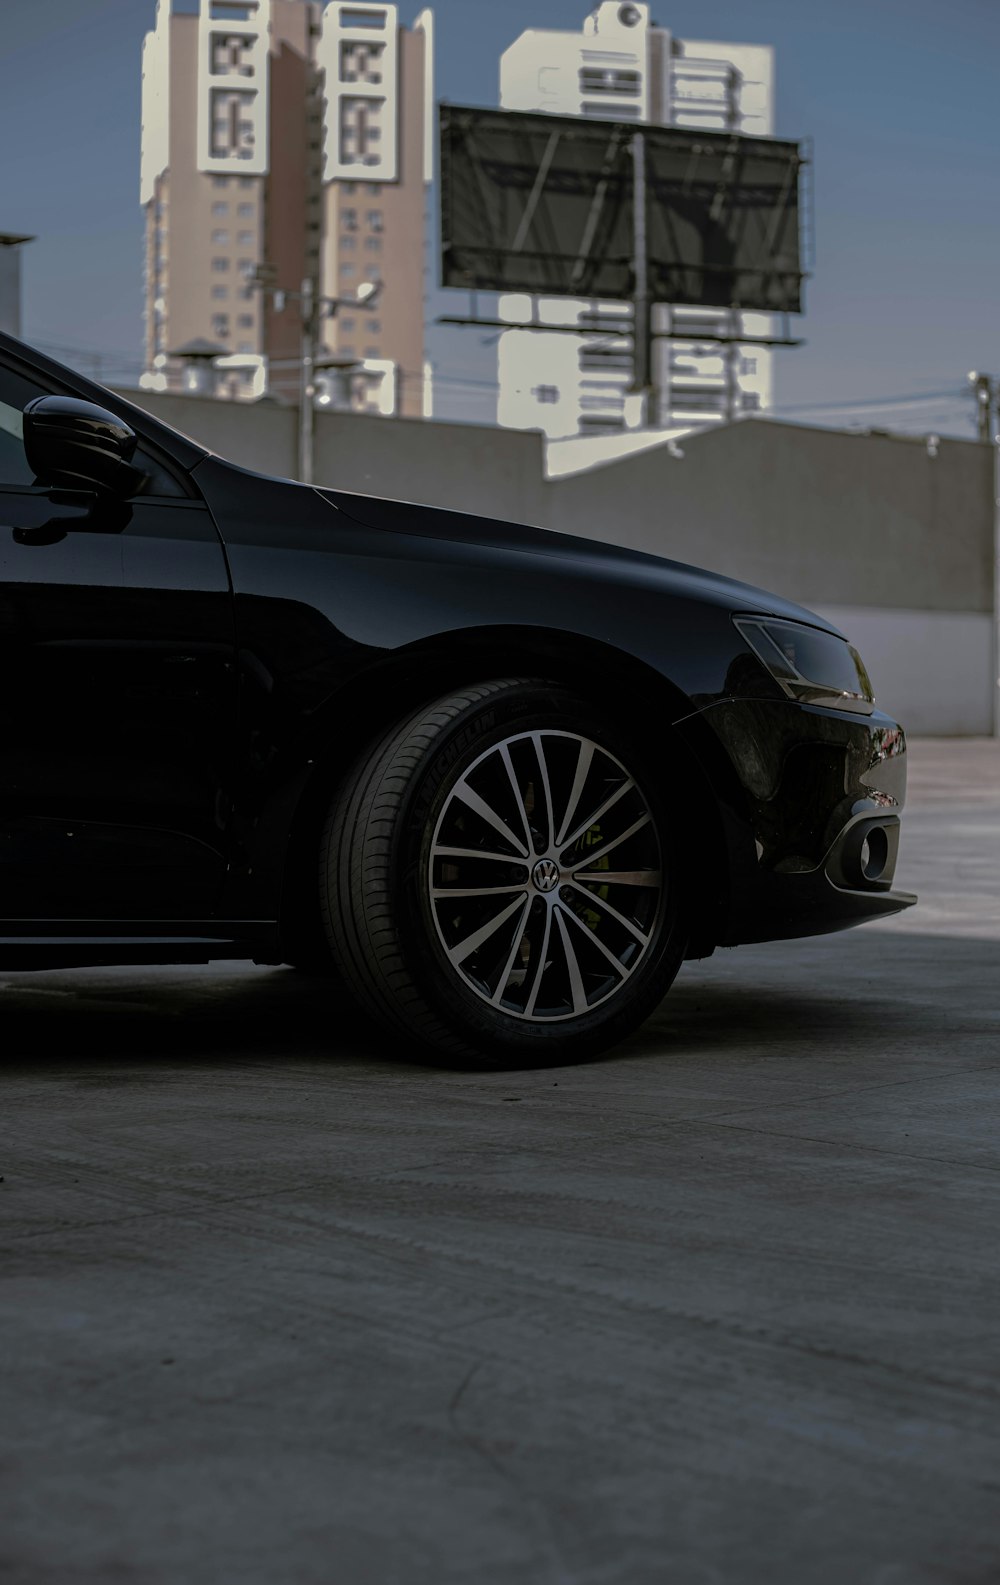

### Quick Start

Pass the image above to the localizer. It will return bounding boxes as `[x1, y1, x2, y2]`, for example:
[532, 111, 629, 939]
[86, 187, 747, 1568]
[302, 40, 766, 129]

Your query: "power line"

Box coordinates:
[21, 331, 981, 436]
[770, 389, 964, 414]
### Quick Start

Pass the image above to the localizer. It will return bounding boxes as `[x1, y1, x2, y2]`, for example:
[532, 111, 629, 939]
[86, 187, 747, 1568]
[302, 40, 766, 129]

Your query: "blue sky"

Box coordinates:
[0, 0, 997, 432]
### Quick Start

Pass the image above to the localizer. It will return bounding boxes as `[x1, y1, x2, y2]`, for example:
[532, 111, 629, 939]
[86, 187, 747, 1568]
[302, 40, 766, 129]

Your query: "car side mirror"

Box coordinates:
[22, 396, 148, 498]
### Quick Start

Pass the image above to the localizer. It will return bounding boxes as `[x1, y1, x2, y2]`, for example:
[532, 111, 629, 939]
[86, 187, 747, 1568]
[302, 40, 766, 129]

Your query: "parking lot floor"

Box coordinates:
[1, 737, 999, 1585]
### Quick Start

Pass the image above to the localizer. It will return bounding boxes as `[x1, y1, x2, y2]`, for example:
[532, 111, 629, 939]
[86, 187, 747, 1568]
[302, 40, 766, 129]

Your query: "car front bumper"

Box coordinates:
[677, 697, 917, 949]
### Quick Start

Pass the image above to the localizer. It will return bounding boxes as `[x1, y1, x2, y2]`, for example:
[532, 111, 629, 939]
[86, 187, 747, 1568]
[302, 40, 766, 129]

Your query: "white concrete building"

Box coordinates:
[498, 1, 775, 441]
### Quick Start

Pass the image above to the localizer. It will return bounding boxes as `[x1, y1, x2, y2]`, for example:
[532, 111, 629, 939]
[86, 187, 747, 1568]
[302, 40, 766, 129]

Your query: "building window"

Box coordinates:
[671, 310, 727, 338]
[579, 67, 641, 96]
[239, 175, 255, 189]
[212, 229, 229, 244]
[342, 182, 357, 195]
[341, 345, 356, 358]
[366, 209, 383, 232]
[238, 230, 254, 246]
[579, 414, 625, 433]
[213, 175, 230, 188]
[742, 391, 762, 412]
[237, 312, 254, 328]
[212, 201, 229, 217]
[582, 101, 639, 118]
[340, 38, 385, 84]
[672, 390, 726, 414]
[578, 393, 622, 411]
[342, 208, 358, 230]
[740, 356, 758, 376]
[579, 346, 631, 372]
[237, 202, 254, 218]
[211, 313, 230, 337]
[212, 256, 230, 271]
[210, 87, 256, 160]
[340, 316, 356, 331]
[211, 285, 229, 299]
[237, 342, 254, 354]
[366, 183, 382, 196]
[365, 317, 380, 333]
[340, 234, 356, 250]
[210, 33, 256, 78]
[532, 384, 560, 404]
[364, 236, 381, 253]
[340, 263, 356, 277]
[364, 345, 380, 358]
[339, 97, 385, 167]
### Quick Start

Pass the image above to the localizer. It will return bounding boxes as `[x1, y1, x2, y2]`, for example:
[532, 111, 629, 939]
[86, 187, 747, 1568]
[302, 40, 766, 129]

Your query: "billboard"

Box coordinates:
[440, 104, 805, 314]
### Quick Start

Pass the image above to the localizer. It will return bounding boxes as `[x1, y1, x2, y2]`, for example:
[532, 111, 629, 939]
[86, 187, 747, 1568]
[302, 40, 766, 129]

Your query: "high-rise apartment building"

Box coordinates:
[140, 0, 432, 414]
[498, 1, 774, 440]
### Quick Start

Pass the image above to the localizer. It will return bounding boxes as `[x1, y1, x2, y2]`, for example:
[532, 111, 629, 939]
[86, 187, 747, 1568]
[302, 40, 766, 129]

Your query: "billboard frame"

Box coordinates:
[439, 104, 811, 423]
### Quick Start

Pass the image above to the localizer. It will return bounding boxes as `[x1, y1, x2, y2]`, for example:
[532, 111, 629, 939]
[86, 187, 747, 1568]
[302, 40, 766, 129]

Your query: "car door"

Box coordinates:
[0, 358, 238, 923]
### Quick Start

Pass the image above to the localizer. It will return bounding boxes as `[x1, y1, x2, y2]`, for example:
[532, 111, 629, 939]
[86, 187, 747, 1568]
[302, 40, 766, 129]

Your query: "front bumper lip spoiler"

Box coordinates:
[720, 871, 917, 948]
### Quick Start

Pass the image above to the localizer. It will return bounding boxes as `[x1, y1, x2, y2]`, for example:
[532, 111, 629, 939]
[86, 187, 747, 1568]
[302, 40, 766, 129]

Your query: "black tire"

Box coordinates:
[319, 679, 688, 1066]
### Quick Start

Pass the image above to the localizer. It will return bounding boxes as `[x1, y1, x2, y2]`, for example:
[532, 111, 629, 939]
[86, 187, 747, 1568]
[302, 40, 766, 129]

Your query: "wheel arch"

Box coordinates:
[274, 625, 736, 963]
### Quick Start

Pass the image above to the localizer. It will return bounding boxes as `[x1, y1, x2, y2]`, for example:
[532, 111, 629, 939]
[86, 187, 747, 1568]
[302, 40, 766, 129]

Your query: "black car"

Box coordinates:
[0, 332, 915, 1063]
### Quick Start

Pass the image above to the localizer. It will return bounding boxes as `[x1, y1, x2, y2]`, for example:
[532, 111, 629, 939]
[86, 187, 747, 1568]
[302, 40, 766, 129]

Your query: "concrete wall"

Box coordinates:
[813, 606, 995, 738]
[548, 419, 993, 616]
[546, 419, 996, 734]
[116, 387, 548, 525]
[113, 390, 996, 735]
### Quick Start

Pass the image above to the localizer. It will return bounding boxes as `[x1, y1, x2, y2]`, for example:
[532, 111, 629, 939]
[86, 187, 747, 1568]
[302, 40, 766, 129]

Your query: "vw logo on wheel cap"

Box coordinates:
[532, 857, 560, 893]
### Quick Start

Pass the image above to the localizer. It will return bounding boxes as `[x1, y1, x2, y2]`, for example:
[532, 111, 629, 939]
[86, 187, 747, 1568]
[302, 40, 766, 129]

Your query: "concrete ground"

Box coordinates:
[2, 739, 998, 1585]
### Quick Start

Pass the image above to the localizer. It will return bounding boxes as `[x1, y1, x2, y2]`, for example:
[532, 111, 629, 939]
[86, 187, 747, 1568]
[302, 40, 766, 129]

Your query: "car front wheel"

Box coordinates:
[320, 678, 687, 1065]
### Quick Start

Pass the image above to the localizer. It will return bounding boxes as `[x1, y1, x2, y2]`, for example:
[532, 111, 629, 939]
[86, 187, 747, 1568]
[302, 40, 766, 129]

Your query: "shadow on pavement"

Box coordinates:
[1, 931, 998, 1074]
[620, 928, 1000, 1060]
[0, 966, 397, 1071]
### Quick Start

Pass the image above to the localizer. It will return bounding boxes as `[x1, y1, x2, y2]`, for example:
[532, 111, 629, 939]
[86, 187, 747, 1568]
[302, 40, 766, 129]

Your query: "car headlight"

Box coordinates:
[734, 616, 875, 714]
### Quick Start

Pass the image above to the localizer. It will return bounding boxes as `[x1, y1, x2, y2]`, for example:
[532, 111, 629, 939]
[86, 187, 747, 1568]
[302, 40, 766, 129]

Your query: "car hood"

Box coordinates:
[318, 487, 844, 637]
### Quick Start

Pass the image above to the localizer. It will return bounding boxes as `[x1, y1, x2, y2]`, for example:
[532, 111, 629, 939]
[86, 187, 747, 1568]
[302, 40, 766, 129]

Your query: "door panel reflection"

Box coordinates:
[0, 497, 236, 919]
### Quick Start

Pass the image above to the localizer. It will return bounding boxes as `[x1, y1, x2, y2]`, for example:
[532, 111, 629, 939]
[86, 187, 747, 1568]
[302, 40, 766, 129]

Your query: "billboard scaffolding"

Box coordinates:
[439, 104, 809, 422]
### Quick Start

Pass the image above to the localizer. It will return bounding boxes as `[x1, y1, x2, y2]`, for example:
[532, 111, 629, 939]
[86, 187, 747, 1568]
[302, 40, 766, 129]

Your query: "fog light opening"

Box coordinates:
[860, 827, 889, 882]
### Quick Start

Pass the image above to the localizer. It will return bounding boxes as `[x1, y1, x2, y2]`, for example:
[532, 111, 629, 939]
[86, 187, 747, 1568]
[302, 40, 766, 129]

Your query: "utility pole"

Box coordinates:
[628, 129, 654, 429]
[298, 275, 316, 486]
[299, 47, 325, 487]
[969, 370, 997, 445]
[245, 269, 383, 485]
[969, 373, 1000, 737]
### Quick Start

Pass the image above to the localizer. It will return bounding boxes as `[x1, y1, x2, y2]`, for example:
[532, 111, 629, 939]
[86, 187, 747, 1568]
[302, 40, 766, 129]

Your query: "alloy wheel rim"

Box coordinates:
[427, 730, 664, 1023]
